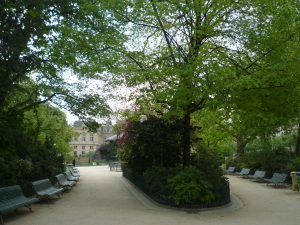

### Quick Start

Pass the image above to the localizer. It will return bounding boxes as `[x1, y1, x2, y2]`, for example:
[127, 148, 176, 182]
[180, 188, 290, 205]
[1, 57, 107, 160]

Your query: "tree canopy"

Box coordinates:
[2, 0, 300, 177]
[108, 0, 300, 160]
[0, 0, 125, 123]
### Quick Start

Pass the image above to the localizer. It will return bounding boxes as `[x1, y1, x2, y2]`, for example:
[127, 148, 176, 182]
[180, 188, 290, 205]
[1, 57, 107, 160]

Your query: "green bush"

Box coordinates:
[288, 157, 300, 171]
[119, 117, 230, 208]
[168, 166, 215, 205]
[118, 117, 182, 174]
[143, 166, 179, 199]
[191, 143, 224, 185]
[0, 131, 65, 187]
[240, 147, 293, 172]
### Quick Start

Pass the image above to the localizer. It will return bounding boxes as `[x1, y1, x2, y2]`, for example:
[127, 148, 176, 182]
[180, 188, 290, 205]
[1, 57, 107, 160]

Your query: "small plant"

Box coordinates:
[168, 166, 215, 206]
[143, 166, 179, 199]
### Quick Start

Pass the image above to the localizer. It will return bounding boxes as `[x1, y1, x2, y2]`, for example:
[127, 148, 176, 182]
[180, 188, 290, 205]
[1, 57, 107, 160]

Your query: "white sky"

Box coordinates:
[62, 69, 132, 125]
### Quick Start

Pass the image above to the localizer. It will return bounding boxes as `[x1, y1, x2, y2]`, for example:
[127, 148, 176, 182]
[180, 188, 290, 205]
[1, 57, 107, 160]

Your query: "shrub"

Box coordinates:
[143, 166, 179, 199]
[119, 117, 230, 208]
[240, 147, 294, 172]
[288, 157, 300, 171]
[168, 166, 215, 206]
[191, 143, 224, 185]
[117, 117, 182, 174]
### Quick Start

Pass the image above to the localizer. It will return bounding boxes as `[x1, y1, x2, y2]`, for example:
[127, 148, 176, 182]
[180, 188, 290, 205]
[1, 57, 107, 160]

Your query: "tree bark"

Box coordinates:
[236, 135, 247, 157]
[295, 123, 300, 156]
[182, 112, 191, 167]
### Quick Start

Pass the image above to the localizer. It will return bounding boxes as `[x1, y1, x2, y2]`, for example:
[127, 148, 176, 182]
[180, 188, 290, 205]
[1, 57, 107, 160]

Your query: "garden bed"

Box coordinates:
[123, 168, 231, 209]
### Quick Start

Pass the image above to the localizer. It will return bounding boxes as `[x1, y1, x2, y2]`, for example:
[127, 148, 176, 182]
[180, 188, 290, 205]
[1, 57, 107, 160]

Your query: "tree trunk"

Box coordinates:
[295, 123, 300, 156]
[236, 136, 247, 157]
[182, 112, 191, 167]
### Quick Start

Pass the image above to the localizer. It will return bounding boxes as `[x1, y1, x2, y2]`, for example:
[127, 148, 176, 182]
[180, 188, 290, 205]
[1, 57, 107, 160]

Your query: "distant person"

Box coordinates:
[72, 158, 76, 167]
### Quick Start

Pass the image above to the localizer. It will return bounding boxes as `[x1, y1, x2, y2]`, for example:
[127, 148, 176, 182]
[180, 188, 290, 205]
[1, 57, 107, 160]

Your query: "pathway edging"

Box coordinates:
[121, 176, 244, 213]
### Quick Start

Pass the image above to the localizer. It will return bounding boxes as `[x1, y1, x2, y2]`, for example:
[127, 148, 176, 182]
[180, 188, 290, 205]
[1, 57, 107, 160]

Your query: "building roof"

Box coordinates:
[105, 133, 123, 142]
[73, 121, 85, 127]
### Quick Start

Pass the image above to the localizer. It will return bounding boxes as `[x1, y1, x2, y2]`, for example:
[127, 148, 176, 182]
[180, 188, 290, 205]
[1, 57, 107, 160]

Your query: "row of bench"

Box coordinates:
[0, 166, 80, 224]
[227, 167, 300, 190]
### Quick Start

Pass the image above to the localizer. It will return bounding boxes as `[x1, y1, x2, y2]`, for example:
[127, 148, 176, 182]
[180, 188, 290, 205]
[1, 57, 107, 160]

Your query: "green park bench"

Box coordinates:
[65, 171, 79, 182]
[226, 166, 235, 175]
[244, 170, 266, 180]
[0, 185, 39, 224]
[67, 167, 80, 178]
[32, 179, 64, 201]
[235, 168, 251, 176]
[67, 164, 80, 175]
[265, 173, 288, 187]
[55, 174, 76, 190]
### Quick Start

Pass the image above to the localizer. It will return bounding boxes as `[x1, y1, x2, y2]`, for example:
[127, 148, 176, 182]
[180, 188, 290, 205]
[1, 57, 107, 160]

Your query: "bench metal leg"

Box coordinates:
[25, 205, 32, 211]
[0, 214, 3, 225]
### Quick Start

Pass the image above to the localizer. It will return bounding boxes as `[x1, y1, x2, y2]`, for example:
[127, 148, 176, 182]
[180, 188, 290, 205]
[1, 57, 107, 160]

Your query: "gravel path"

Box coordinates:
[4, 166, 300, 225]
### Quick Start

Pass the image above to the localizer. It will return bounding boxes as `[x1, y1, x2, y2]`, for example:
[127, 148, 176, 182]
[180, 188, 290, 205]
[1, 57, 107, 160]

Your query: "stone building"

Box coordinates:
[69, 121, 114, 157]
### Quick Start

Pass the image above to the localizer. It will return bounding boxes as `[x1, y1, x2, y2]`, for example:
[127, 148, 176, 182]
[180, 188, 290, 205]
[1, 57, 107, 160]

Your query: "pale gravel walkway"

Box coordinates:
[4, 166, 300, 225]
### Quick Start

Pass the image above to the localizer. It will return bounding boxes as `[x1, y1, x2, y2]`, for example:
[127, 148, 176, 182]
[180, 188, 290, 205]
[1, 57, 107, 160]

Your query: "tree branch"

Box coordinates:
[150, 0, 176, 63]
[116, 10, 159, 29]
[8, 93, 58, 113]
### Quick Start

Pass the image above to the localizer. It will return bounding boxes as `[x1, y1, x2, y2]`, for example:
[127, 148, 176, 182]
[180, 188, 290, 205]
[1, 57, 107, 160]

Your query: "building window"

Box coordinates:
[74, 151, 78, 156]
[74, 137, 78, 141]
[82, 146, 85, 150]
[104, 127, 112, 133]
[90, 146, 94, 150]
[82, 151, 85, 155]
[74, 145, 77, 149]
[90, 134, 94, 141]
[82, 133, 86, 142]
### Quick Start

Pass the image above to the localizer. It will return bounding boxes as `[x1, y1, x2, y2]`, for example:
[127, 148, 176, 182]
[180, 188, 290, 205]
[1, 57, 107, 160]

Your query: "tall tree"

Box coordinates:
[0, 0, 125, 123]
[222, 0, 300, 155]
[110, 0, 300, 164]
[111, 0, 249, 166]
[22, 104, 74, 158]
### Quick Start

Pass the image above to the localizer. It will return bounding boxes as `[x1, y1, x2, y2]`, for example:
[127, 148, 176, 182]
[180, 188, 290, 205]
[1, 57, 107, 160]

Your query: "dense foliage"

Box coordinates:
[168, 167, 211, 205]
[119, 117, 229, 207]
[1, 0, 300, 206]
[228, 134, 299, 174]
[0, 104, 73, 187]
[0, 0, 123, 121]
[109, 0, 300, 165]
[0, 0, 123, 187]
[118, 117, 183, 173]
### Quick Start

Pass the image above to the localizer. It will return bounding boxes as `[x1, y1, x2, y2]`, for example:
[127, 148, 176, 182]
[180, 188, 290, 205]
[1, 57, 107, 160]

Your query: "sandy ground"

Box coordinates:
[3, 166, 300, 225]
